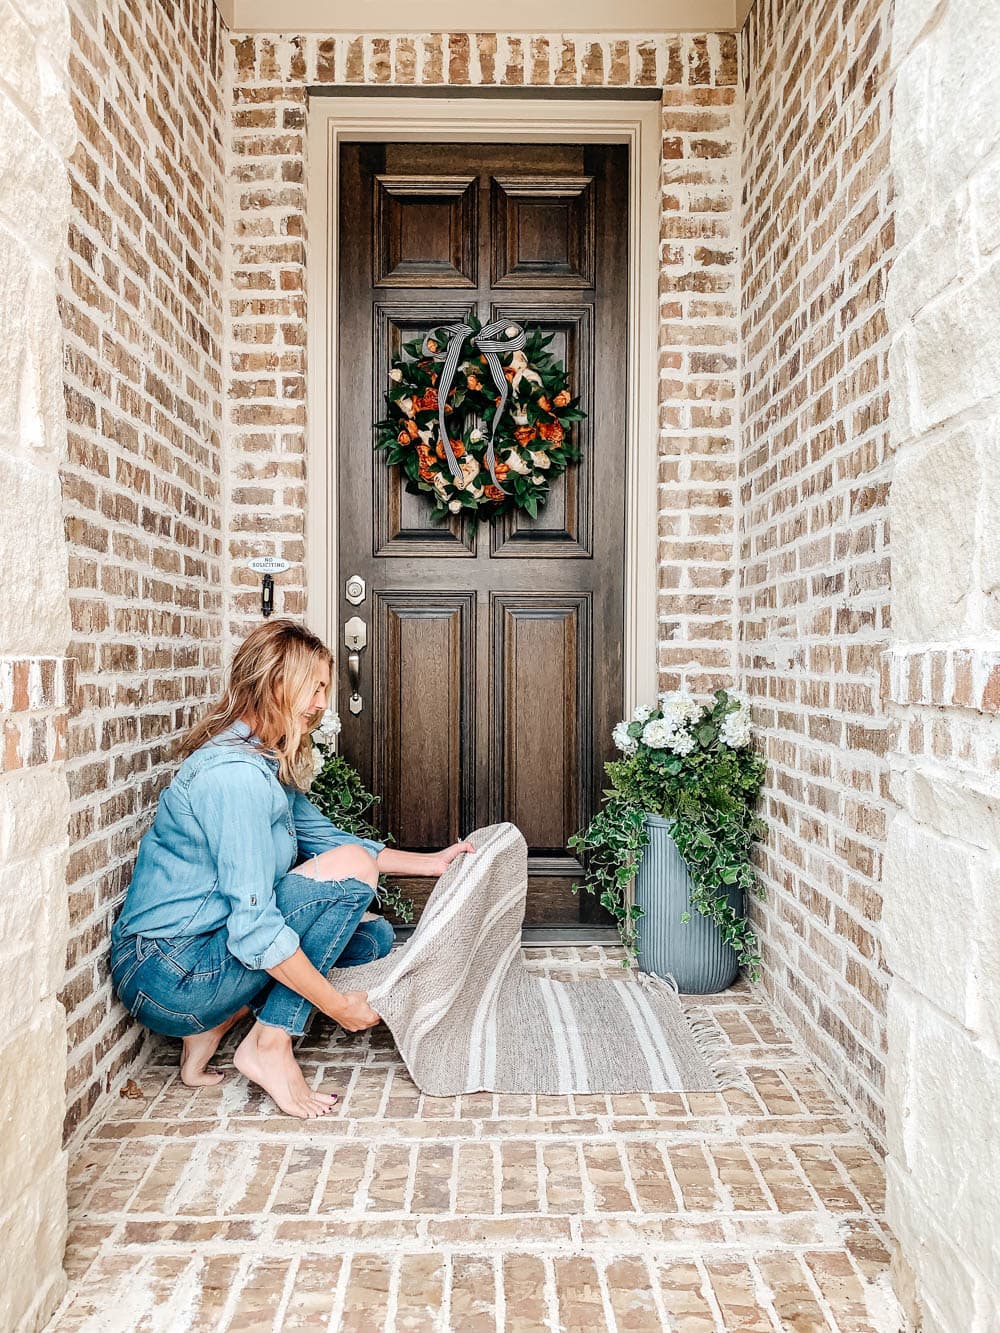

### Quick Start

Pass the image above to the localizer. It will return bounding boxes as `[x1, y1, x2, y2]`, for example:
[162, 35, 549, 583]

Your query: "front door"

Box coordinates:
[337, 140, 628, 927]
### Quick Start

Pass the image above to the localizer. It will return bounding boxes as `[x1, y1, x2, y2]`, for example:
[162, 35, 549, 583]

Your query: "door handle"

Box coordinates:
[347, 651, 363, 715]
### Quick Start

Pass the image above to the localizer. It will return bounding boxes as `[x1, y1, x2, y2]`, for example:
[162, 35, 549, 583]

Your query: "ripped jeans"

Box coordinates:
[110, 871, 395, 1037]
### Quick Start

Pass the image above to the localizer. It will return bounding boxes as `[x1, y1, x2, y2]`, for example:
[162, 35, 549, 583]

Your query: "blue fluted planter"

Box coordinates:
[635, 813, 741, 994]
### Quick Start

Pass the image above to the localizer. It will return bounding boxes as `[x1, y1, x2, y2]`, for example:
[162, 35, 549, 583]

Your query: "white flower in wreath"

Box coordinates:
[512, 410, 530, 426]
[448, 499, 463, 513]
[612, 720, 638, 755]
[389, 368, 403, 382]
[418, 427, 435, 448]
[509, 350, 543, 393]
[503, 450, 530, 475]
[469, 428, 485, 444]
[310, 744, 326, 780]
[531, 474, 545, 486]
[433, 472, 450, 496]
[453, 458, 480, 490]
[398, 396, 414, 416]
[641, 717, 676, 749]
[632, 703, 653, 723]
[529, 450, 551, 470]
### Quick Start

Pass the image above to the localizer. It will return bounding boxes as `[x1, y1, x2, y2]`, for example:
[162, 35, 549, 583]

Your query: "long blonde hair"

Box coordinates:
[178, 619, 333, 789]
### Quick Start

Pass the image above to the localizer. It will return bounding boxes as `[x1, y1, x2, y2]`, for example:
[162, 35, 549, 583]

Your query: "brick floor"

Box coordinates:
[49, 949, 902, 1331]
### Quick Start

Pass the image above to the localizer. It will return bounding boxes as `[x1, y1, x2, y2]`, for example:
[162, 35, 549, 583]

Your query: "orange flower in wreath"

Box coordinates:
[493, 460, 510, 481]
[415, 387, 439, 411]
[538, 421, 565, 445]
[466, 373, 482, 390]
[436, 439, 465, 461]
[537, 395, 552, 412]
[553, 389, 571, 408]
[514, 425, 537, 447]
[483, 485, 505, 501]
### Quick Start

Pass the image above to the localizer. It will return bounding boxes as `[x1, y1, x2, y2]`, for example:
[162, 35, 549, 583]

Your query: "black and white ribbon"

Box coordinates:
[420, 319, 527, 492]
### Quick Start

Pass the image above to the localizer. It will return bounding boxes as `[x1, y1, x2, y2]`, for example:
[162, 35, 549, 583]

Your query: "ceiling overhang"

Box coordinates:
[216, 0, 756, 34]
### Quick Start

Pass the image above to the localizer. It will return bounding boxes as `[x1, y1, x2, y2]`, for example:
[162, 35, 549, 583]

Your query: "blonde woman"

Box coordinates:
[110, 619, 474, 1118]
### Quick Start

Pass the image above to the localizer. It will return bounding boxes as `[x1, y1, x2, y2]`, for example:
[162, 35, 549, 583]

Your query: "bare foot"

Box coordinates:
[233, 1021, 340, 1119]
[180, 1007, 249, 1087]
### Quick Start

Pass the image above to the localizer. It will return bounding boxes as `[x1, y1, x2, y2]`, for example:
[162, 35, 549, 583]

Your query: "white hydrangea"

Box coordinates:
[658, 688, 702, 726]
[632, 703, 653, 723]
[310, 744, 326, 778]
[612, 720, 638, 755]
[314, 707, 341, 741]
[670, 728, 696, 757]
[641, 718, 676, 749]
[720, 709, 752, 749]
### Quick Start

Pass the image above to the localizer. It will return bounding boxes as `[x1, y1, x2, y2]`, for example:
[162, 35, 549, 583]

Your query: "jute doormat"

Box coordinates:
[329, 822, 744, 1096]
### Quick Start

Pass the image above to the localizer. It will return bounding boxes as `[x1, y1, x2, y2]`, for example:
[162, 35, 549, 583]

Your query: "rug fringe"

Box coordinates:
[683, 1004, 753, 1093]
[637, 968, 679, 997]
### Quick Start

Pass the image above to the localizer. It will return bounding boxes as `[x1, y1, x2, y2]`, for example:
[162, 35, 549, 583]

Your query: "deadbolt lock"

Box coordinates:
[346, 574, 366, 606]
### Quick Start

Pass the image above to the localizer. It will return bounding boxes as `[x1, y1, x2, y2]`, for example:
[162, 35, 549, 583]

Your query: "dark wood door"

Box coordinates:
[337, 140, 627, 927]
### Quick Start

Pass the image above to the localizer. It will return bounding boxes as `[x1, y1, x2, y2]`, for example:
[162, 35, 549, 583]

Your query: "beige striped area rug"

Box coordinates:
[329, 822, 739, 1096]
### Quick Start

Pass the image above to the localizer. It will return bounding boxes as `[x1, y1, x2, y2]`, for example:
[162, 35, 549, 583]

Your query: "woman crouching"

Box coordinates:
[110, 618, 473, 1118]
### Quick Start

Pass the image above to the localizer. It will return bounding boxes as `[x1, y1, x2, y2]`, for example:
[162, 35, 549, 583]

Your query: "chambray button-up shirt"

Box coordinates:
[113, 721, 385, 971]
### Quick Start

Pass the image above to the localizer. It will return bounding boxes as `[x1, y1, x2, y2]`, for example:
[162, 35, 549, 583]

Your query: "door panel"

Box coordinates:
[338, 140, 628, 928]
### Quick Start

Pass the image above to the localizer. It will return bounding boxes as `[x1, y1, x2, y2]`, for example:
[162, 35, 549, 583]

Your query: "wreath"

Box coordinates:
[375, 315, 587, 522]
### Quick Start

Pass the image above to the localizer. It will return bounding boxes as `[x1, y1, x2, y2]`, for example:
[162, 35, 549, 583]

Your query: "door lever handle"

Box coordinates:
[347, 652, 363, 715]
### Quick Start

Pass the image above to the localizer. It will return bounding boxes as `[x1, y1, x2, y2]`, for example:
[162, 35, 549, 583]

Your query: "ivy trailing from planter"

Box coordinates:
[569, 689, 767, 978]
[308, 738, 415, 925]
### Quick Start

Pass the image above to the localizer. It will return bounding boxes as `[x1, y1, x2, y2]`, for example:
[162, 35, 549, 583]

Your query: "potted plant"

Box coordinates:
[308, 710, 414, 924]
[569, 689, 766, 993]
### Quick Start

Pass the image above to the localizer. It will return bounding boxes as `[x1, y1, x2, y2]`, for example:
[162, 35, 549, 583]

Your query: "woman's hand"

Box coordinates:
[328, 989, 381, 1032]
[375, 840, 476, 879]
[425, 840, 476, 878]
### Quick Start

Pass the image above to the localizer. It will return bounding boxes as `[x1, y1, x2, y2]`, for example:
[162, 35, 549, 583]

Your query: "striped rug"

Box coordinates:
[329, 822, 738, 1095]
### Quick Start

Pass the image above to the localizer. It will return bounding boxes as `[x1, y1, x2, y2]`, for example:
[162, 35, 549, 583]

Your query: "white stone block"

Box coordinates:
[889, 765, 1000, 855]
[0, 94, 71, 261]
[890, 426, 981, 640]
[900, 1001, 1000, 1287]
[0, 770, 69, 862]
[910, 259, 1000, 431]
[0, 1149, 67, 1333]
[0, 1004, 66, 1211]
[971, 155, 1000, 259]
[886, 196, 964, 325]
[884, 814, 987, 1026]
[886, 1158, 984, 1333]
[923, 0, 1000, 207]
[890, 0, 948, 62]
[979, 418, 1000, 631]
[890, 37, 935, 250]
[0, 455, 71, 654]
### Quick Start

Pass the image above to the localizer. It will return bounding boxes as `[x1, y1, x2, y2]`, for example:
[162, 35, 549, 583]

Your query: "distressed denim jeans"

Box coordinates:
[110, 872, 393, 1037]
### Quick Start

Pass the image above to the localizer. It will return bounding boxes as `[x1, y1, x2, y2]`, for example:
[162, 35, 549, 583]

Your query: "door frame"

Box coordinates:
[306, 93, 660, 719]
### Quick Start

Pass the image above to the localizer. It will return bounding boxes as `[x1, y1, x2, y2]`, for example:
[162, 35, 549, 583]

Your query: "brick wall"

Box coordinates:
[225, 31, 742, 694]
[0, 0, 76, 1324]
[739, 0, 895, 1149]
[59, 0, 226, 1141]
[883, 0, 1000, 1323]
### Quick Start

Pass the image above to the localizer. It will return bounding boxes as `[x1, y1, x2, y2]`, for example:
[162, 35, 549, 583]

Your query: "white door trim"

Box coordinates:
[306, 93, 660, 717]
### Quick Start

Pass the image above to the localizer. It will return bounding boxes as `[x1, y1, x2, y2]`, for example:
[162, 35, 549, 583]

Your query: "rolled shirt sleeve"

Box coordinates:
[291, 789, 386, 860]
[189, 761, 300, 970]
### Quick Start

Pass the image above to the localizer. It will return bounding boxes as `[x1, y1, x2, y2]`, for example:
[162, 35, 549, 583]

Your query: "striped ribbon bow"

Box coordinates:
[421, 318, 527, 492]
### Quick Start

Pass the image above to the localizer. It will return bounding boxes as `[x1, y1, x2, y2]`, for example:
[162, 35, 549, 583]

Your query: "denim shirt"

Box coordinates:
[113, 721, 385, 971]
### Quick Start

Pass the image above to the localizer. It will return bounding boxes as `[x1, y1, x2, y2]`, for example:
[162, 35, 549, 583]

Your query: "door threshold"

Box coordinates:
[392, 924, 620, 947]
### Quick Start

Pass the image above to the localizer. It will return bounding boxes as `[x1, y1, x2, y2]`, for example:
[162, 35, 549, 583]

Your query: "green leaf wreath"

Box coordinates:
[374, 315, 586, 523]
[308, 712, 414, 924]
[569, 690, 767, 978]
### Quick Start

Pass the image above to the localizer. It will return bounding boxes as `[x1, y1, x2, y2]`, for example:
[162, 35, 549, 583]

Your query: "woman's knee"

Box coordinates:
[297, 843, 378, 886]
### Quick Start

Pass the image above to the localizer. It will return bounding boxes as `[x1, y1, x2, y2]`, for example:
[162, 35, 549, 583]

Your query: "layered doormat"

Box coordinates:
[329, 822, 745, 1096]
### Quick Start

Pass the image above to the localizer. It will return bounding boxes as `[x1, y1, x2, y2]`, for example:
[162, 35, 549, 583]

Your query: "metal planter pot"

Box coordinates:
[635, 813, 741, 994]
